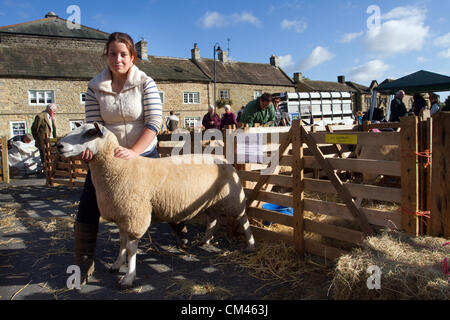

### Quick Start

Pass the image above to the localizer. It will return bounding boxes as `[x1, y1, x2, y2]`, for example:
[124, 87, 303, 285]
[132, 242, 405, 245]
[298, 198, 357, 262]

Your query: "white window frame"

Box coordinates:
[70, 120, 84, 131]
[184, 116, 201, 129]
[253, 90, 262, 99]
[10, 121, 27, 137]
[183, 92, 200, 104]
[80, 92, 86, 104]
[28, 90, 54, 106]
[220, 90, 230, 99]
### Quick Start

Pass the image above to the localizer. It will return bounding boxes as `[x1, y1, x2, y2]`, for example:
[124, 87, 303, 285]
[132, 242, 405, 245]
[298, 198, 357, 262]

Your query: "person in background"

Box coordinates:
[166, 111, 179, 131]
[31, 103, 57, 165]
[272, 96, 290, 126]
[220, 104, 237, 129]
[389, 90, 408, 122]
[241, 93, 275, 127]
[412, 93, 427, 116]
[202, 105, 221, 130]
[429, 93, 440, 116]
[236, 106, 245, 123]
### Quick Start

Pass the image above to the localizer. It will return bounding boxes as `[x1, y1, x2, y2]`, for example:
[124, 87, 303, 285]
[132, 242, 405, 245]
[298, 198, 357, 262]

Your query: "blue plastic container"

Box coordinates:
[261, 203, 293, 226]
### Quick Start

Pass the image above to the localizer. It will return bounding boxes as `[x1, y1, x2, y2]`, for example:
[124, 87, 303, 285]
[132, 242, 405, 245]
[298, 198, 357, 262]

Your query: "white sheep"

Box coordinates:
[57, 122, 255, 288]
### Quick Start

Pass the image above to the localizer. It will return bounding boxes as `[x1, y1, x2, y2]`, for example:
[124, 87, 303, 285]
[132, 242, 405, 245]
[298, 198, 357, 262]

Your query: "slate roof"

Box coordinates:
[0, 46, 211, 82]
[0, 14, 109, 40]
[345, 81, 370, 93]
[193, 58, 295, 87]
[297, 80, 356, 92]
[138, 57, 210, 83]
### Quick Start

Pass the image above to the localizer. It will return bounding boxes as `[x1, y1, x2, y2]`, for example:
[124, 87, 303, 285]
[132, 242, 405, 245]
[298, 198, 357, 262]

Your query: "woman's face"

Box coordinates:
[107, 40, 134, 77]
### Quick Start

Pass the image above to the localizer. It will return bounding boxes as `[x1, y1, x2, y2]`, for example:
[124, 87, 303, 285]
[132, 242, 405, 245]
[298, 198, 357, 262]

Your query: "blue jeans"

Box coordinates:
[76, 147, 160, 224]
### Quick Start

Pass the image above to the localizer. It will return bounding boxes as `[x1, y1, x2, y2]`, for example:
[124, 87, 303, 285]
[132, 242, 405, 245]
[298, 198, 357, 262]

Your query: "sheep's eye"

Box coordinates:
[82, 128, 99, 139]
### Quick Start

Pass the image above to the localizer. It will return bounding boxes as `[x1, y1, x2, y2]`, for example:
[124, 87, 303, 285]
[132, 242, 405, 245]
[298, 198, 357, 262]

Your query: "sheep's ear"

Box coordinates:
[94, 122, 105, 137]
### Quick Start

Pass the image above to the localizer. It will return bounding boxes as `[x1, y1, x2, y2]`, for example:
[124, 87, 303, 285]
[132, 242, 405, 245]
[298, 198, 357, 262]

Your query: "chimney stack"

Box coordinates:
[136, 40, 148, 60]
[293, 72, 303, 83]
[337, 75, 346, 84]
[218, 50, 228, 63]
[191, 43, 200, 61]
[270, 55, 279, 68]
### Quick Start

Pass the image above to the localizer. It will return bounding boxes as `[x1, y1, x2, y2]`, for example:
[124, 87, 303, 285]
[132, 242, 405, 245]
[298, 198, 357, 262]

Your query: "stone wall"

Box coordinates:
[0, 77, 213, 137]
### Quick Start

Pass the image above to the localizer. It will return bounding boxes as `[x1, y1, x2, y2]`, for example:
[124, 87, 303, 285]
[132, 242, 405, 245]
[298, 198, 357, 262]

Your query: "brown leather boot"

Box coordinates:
[74, 221, 98, 285]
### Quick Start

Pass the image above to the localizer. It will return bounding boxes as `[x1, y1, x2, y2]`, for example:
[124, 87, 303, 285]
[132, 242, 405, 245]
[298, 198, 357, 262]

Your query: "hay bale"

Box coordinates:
[332, 230, 450, 299]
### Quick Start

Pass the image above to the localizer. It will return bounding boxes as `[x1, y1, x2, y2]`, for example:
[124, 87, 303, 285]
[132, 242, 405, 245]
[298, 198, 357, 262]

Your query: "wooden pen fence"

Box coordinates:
[43, 113, 449, 260]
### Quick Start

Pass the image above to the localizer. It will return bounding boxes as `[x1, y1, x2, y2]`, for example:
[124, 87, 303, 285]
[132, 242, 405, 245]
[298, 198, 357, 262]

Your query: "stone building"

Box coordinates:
[0, 12, 298, 138]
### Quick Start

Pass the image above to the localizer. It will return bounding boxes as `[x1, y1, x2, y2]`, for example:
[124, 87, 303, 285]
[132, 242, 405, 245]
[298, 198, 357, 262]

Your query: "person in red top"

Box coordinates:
[202, 105, 221, 130]
[220, 104, 238, 129]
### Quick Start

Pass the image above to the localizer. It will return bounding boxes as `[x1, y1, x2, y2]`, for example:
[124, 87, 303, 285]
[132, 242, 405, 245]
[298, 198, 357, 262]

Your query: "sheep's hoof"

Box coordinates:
[244, 244, 256, 253]
[118, 276, 135, 289]
[176, 237, 190, 249]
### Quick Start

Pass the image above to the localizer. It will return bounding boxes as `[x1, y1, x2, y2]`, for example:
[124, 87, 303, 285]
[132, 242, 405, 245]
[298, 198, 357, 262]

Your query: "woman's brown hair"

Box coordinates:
[103, 32, 138, 63]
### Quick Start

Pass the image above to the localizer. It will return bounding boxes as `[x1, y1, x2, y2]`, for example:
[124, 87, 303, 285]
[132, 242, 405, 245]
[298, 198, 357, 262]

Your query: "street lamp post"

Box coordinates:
[213, 42, 221, 113]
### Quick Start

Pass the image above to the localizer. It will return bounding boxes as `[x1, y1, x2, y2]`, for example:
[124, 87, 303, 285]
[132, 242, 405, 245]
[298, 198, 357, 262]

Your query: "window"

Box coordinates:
[29, 90, 54, 105]
[183, 92, 200, 104]
[10, 121, 27, 137]
[80, 93, 86, 104]
[184, 117, 201, 129]
[253, 90, 262, 99]
[220, 90, 230, 99]
[70, 120, 84, 131]
[159, 91, 165, 104]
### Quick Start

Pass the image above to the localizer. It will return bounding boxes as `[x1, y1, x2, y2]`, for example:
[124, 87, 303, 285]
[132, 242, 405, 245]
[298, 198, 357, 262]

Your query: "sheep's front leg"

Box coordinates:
[110, 229, 128, 273]
[119, 237, 139, 288]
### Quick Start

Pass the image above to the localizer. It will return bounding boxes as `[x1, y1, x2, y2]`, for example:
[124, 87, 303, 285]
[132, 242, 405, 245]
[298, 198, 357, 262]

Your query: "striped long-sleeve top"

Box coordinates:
[84, 65, 162, 153]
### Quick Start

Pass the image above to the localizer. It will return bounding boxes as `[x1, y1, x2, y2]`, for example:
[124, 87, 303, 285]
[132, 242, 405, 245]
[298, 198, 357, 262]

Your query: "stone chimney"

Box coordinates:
[270, 55, 279, 68]
[337, 75, 346, 84]
[293, 72, 303, 83]
[191, 43, 200, 61]
[135, 40, 148, 60]
[218, 50, 228, 63]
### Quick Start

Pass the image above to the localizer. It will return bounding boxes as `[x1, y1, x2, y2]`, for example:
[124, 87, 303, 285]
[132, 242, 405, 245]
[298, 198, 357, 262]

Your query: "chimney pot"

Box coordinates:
[293, 72, 303, 83]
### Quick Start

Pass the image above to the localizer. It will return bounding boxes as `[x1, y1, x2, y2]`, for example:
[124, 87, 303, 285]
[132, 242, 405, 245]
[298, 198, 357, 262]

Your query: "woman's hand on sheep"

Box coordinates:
[114, 146, 139, 160]
[81, 149, 94, 161]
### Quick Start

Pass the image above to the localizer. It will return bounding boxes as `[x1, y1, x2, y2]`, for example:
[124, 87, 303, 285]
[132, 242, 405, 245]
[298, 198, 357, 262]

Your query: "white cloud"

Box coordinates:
[280, 19, 307, 33]
[438, 48, 450, 58]
[364, 6, 429, 55]
[348, 59, 389, 83]
[339, 31, 364, 43]
[299, 46, 334, 70]
[433, 32, 450, 47]
[417, 56, 429, 63]
[279, 54, 295, 70]
[198, 11, 261, 29]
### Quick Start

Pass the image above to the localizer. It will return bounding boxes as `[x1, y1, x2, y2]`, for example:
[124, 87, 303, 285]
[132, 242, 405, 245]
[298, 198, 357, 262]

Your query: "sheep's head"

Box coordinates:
[57, 122, 109, 158]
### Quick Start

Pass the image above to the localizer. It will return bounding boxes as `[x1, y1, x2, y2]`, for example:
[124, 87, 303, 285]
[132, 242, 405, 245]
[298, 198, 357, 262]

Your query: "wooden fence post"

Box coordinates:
[400, 116, 419, 235]
[418, 111, 432, 235]
[1, 136, 10, 184]
[292, 120, 305, 255]
[430, 112, 450, 238]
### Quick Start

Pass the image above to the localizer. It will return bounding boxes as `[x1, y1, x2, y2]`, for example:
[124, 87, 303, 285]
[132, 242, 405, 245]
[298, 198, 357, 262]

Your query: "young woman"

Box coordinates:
[75, 32, 163, 284]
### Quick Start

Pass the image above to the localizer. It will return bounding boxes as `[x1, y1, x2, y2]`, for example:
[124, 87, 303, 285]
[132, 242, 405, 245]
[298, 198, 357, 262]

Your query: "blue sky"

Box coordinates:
[1, 0, 450, 97]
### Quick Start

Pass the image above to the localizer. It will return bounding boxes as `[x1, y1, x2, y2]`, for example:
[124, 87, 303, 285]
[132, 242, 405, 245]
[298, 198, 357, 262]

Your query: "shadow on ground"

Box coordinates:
[0, 180, 333, 300]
